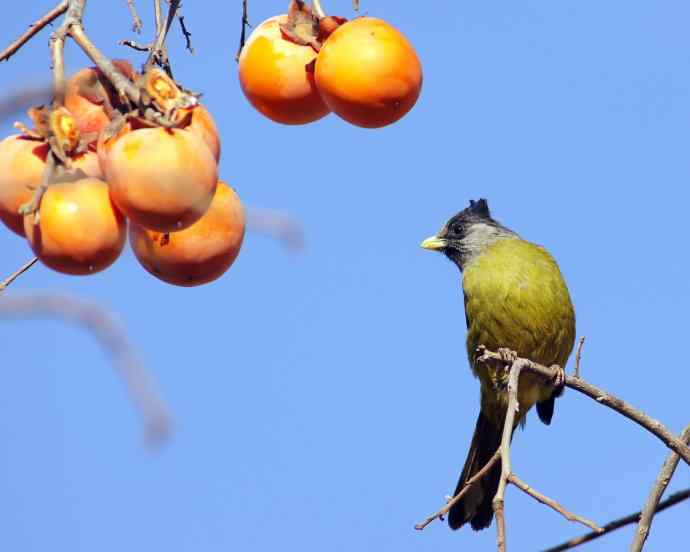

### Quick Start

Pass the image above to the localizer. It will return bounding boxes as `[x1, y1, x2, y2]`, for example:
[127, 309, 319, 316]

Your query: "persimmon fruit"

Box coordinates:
[24, 176, 126, 275]
[180, 104, 221, 162]
[0, 135, 102, 237]
[0, 135, 48, 236]
[315, 17, 422, 128]
[101, 124, 218, 232]
[64, 59, 136, 137]
[129, 181, 245, 286]
[238, 15, 330, 125]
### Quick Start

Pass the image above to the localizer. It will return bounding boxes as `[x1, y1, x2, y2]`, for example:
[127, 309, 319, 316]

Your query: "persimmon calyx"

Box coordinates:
[279, 0, 346, 51]
[22, 106, 93, 164]
[138, 68, 199, 121]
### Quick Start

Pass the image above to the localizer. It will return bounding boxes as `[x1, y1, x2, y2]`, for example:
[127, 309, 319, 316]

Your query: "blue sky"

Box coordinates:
[1, 1, 689, 550]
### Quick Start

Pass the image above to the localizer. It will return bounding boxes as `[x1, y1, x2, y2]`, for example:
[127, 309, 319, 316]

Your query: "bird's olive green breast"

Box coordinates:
[463, 237, 576, 380]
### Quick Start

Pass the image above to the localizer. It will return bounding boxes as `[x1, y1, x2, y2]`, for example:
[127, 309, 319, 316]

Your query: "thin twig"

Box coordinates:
[508, 473, 602, 533]
[476, 347, 690, 467]
[69, 25, 140, 104]
[542, 488, 690, 552]
[492, 357, 525, 552]
[19, 151, 56, 220]
[0, 293, 172, 443]
[118, 39, 151, 52]
[125, 0, 143, 33]
[414, 451, 500, 530]
[49, 6, 70, 106]
[415, 352, 598, 537]
[630, 424, 690, 551]
[147, 0, 165, 70]
[178, 15, 194, 53]
[235, 0, 250, 62]
[0, 1, 68, 63]
[0, 259, 39, 293]
[312, 0, 327, 18]
[574, 336, 585, 378]
[144, 0, 180, 74]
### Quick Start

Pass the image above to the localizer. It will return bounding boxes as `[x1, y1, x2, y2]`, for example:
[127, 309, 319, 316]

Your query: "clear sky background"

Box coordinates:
[1, 1, 689, 551]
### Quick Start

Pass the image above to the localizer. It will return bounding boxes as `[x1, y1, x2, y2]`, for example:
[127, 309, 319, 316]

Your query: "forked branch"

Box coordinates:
[415, 345, 689, 551]
[477, 347, 690, 467]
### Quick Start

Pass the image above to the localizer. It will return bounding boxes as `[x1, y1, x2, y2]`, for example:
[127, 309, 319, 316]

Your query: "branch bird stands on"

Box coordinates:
[415, 345, 690, 551]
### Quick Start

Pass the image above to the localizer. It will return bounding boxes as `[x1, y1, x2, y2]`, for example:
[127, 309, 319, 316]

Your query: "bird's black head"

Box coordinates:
[421, 199, 516, 270]
[441, 199, 495, 242]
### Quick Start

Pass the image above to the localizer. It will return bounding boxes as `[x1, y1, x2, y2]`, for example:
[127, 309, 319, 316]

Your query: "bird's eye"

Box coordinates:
[451, 224, 463, 235]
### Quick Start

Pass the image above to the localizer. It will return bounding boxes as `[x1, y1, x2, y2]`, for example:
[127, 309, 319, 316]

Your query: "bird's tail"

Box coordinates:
[448, 410, 502, 531]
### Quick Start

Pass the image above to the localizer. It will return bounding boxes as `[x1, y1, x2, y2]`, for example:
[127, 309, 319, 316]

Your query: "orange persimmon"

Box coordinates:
[315, 17, 422, 128]
[175, 104, 221, 161]
[0, 135, 48, 236]
[100, 125, 218, 232]
[238, 15, 329, 125]
[0, 135, 102, 237]
[24, 177, 126, 275]
[129, 181, 245, 286]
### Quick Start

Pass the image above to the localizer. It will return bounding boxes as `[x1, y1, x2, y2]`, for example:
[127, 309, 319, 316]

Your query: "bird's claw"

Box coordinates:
[550, 364, 566, 390]
[498, 348, 518, 364]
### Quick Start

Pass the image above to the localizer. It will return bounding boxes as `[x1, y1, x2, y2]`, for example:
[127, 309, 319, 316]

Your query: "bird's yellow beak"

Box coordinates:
[420, 236, 448, 251]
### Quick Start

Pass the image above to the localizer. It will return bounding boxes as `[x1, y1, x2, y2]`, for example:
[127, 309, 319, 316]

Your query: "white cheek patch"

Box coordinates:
[464, 223, 503, 247]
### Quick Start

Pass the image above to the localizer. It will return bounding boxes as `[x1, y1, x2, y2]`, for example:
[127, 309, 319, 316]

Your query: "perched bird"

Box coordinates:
[421, 199, 575, 531]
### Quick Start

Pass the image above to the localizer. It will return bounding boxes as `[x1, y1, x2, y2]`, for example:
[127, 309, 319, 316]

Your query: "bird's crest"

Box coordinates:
[467, 199, 491, 219]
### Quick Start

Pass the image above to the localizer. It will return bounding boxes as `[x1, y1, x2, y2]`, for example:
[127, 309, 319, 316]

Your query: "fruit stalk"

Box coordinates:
[143, 0, 182, 75]
[311, 0, 327, 19]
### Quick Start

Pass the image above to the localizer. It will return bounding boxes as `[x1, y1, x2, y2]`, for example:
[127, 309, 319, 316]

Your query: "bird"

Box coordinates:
[420, 198, 575, 531]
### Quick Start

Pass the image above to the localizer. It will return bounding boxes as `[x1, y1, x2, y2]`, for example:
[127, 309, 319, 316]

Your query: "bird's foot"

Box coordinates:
[550, 364, 566, 392]
[497, 348, 519, 365]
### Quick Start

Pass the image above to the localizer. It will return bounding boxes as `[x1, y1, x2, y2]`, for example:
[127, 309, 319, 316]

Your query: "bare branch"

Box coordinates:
[0, 258, 39, 293]
[118, 39, 151, 52]
[630, 424, 690, 551]
[312, 0, 326, 19]
[235, 0, 250, 62]
[19, 150, 56, 220]
[492, 356, 525, 552]
[178, 15, 194, 53]
[49, 8, 71, 106]
[574, 336, 585, 378]
[509, 473, 602, 533]
[542, 488, 690, 552]
[124, 0, 143, 33]
[144, 0, 180, 74]
[476, 347, 690, 467]
[69, 24, 140, 104]
[0, 1, 68, 63]
[414, 451, 500, 530]
[0, 293, 172, 443]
